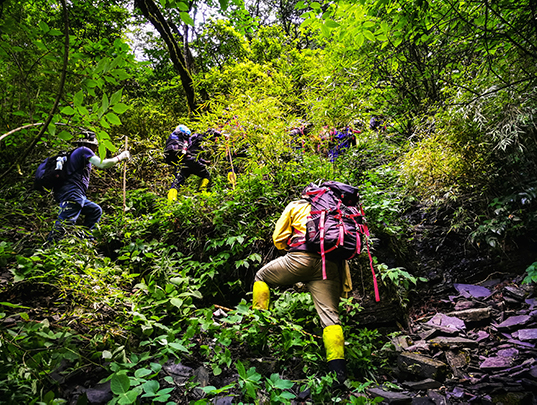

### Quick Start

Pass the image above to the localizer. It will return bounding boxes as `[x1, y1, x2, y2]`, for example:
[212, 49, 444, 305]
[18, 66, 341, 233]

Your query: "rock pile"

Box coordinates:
[365, 278, 537, 404]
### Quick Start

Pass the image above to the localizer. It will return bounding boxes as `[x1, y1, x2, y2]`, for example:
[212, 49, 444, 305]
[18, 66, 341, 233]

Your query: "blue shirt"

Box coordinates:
[54, 146, 95, 204]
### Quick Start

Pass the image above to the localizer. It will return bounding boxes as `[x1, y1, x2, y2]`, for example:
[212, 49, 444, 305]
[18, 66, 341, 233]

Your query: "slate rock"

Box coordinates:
[496, 315, 532, 331]
[84, 382, 113, 405]
[427, 390, 448, 405]
[446, 307, 491, 322]
[502, 285, 527, 301]
[402, 378, 442, 390]
[428, 336, 478, 349]
[367, 387, 412, 404]
[480, 355, 516, 370]
[392, 335, 411, 352]
[406, 340, 430, 352]
[454, 300, 475, 311]
[194, 365, 210, 387]
[411, 398, 435, 405]
[214, 396, 234, 405]
[445, 350, 469, 378]
[517, 328, 537, 341]
[454, 283, 491, 299]
[398, 352, 449, 381]
[426, 313, 465, 332]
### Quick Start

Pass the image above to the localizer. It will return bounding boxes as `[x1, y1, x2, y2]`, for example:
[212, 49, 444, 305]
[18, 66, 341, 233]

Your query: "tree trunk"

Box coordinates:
[134, 0, 197, 113]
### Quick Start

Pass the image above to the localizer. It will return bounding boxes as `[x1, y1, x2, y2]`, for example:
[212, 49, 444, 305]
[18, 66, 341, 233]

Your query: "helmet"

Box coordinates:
[75, 130, 99, 146]
[175, 124, 191, 135]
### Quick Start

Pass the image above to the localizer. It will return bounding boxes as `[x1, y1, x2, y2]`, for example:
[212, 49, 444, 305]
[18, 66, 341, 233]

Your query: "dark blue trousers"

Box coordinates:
[47, 198, 102, 242]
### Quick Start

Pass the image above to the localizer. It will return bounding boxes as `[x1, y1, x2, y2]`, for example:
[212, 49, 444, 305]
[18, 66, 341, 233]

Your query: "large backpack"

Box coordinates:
[34, 150, 72, 192]
[164, 132, 190, 165]
[302, 181, 380, 302]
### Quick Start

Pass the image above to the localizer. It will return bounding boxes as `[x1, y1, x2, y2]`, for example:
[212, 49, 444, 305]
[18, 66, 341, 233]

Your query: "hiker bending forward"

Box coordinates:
[252, 189, 352, 385]
[48, 131, 130, 242]
[167, 125, 219, 201]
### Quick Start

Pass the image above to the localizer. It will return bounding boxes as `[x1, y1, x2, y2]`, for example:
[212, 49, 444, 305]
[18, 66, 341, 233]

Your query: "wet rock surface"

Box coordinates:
[365, 277, 537, 405]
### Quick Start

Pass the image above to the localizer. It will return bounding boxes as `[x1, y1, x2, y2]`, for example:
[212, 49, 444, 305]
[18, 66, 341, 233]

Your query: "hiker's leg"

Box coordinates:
[189, 160, 210, 191]
[48, 200, 82, 242]
[254, 252, 319, 286]
[169, 164, 191, 201]
[253, 252, 316, 310]
[81, 199, 102, 231]
[307, 259, 346, 384]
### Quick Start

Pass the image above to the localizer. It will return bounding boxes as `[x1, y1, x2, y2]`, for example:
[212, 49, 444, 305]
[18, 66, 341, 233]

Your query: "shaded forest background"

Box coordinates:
[1, 0, 536, 403]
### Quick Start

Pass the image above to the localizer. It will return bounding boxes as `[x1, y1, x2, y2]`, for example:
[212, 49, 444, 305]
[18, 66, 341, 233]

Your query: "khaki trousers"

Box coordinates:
[254, 252, 342, 328]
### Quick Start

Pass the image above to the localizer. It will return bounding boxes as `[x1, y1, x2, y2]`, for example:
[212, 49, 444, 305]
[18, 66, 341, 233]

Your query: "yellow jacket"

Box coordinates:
[272, 199, 353, 297]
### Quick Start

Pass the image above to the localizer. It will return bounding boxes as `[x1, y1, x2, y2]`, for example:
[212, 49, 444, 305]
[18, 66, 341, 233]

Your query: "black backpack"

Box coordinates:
[302, 181, 380, 301]
[164, 132, 190, 165]
[34, 151, 72, 192]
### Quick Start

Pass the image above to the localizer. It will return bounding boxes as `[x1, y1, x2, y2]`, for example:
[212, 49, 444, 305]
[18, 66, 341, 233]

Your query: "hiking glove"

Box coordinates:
[117, 151, 131, 161]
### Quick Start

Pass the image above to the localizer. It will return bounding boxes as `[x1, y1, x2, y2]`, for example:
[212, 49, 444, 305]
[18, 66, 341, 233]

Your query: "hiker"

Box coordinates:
[369, 115, 386, 132]
[328, 126, 359, 162]
[166, 125, 219, 201]
[251, 185, 353, 386]
[47, 130, 130, 242]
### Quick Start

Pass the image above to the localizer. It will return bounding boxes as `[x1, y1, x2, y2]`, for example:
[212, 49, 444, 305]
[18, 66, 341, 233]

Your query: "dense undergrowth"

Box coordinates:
[2, 0, 537, 403]
[0, 131, 409, 404]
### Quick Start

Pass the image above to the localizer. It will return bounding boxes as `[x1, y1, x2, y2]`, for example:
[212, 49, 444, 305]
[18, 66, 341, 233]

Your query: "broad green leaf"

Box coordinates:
[113, 69, 131, 81]
[95, 58, 109, 74]
[355, 33, 365, 47]
[141, 380, 159, 395]
[77, 106, 90, 116]
[38, 21, 50, 33]
[100, 117, 110, 129]
[180, 12, 194, 26]
[134, 368, 152, 379]
[105, 113, 122, 126]
[101, 93, 110, 112]
[236, 360, 246, 378]
[110, 89, 123, 105]
[381, 21, 389, 33]
[111, 374, 130, 395]
[74, 91, 84, 108]
[102, 350, 112, 359]
[168, 342, 190, 353]
[48, 123, 56, 136]
[103, 139, 116, 152]
[363, 29, 375, 41]
[61, 106, 75, 115]
[325, 19, 340, 28]
[170, 298, 184, 308]
[58, 130, 73, 141]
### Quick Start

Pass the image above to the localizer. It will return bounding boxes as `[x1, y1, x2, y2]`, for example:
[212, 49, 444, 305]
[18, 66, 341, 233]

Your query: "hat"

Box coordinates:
[75, 130, 99, 146]
[175, 124, 191, 135]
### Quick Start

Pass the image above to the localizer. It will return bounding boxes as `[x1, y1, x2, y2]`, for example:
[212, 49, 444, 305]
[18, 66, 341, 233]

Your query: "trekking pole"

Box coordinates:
[226, 142, 236, 190]
[123, 136, 128, 213]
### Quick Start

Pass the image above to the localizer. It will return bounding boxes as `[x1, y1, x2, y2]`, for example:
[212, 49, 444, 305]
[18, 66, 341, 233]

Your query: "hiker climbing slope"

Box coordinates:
[46, 130, 130, 242]
[251, 182, 360, 386]
[165, 125, 219, 201]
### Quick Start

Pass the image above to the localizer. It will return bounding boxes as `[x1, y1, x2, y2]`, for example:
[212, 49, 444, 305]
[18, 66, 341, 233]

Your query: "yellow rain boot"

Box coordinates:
[199, 178, 210, 192]
[167, 188, 178, 202]
[252, 281, 270, 310]
[323, 324, 346, 385]
[227, 170, 237, 187]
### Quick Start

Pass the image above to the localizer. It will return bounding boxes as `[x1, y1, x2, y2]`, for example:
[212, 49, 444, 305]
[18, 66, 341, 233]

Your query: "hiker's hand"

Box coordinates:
[117, 151, 131, 161]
